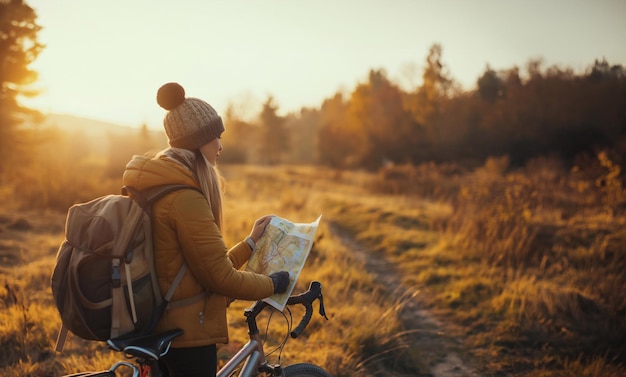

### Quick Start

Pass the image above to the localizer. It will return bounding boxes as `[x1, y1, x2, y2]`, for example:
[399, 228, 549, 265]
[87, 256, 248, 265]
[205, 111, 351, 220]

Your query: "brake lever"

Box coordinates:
[318, 293, 329, 320]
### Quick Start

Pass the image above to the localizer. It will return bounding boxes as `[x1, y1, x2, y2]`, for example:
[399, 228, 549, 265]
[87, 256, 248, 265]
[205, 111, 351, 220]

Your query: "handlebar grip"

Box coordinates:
[290, 303, 313, 338]
[287, 281, 322, 306]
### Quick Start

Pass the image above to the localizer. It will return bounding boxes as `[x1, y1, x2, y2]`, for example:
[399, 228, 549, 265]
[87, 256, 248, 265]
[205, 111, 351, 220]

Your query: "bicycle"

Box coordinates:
[62, 281, 331, 377]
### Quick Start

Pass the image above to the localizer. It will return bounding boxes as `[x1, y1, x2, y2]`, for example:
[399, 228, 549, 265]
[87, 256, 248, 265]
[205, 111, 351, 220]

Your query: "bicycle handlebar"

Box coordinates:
[244, 280, 328, 339]
[286, 281, 327, 338]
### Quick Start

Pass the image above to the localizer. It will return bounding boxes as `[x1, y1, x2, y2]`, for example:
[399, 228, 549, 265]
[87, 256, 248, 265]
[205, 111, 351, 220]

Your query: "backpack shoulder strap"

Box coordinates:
[123, 184, 201, 209]
[165, 263, 187, 302]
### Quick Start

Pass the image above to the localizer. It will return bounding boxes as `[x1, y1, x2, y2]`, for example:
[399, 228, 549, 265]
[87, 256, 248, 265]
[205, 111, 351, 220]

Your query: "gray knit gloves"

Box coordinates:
[269, 271, 290, 294]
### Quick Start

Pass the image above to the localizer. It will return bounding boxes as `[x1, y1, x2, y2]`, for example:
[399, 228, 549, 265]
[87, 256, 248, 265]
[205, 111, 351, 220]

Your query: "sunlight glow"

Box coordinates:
[24, 0, 626, 128]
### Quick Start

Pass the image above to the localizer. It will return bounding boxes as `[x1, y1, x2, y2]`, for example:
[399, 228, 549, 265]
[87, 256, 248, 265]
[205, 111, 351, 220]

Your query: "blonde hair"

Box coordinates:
[158, 147, 223, 229]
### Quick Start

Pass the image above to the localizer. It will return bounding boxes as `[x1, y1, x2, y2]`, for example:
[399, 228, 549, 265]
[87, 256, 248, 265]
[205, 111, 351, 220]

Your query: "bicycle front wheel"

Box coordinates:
[282, 363, 331, 377]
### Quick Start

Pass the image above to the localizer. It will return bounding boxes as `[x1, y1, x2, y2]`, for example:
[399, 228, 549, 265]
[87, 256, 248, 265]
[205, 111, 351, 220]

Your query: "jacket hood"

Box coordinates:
[123, 154, 199, 191]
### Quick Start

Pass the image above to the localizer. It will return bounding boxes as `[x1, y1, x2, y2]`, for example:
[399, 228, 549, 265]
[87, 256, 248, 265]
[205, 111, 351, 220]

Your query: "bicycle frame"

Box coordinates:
[217, 338, 266, 377]
[216, 300, 285, 376]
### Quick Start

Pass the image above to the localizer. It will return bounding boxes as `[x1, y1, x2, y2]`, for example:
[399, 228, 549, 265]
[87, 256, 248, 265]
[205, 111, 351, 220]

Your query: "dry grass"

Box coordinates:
[358, 156, 626, 376]
[0, 164, 427, 376]
[1, 156, 625, 376]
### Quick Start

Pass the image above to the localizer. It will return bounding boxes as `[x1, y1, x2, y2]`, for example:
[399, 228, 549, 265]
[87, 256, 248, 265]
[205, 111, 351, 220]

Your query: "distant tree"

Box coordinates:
[477, 65, 505, 102]
[588, 58, 625, 82]
[0, 0, 43, 182]
[138, 122, 150, 140]
[403, 44, 456, 161]
[221, 103, 255, 164]
[525, 58, 544, 81]
[285, 107, 319, 164]
[137, 122, 162, 154]
[346, 69, 414, 168]
[317, 92, 355, 168]
[405, 44, 455, 124]
[258, 96, 287, 165]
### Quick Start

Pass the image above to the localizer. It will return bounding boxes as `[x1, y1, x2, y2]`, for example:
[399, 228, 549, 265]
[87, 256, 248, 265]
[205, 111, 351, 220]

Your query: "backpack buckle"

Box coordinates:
[112, 260, 121, 288]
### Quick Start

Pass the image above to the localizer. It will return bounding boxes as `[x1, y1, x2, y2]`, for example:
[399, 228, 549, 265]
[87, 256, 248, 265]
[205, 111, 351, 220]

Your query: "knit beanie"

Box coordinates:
[156, 82, 225, 150]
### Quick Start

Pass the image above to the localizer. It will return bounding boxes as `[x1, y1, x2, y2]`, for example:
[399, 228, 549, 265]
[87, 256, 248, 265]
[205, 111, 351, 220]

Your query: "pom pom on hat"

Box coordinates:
[157, 82, 186, 110]
[157, 82, 225, 150]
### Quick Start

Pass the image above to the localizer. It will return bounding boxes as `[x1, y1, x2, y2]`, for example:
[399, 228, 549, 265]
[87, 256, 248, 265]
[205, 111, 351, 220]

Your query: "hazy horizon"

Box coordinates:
[23, 0, 626, 129]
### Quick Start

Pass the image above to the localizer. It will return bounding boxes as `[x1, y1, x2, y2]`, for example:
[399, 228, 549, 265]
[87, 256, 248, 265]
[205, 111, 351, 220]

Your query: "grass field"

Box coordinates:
[1, 161, 625, 376]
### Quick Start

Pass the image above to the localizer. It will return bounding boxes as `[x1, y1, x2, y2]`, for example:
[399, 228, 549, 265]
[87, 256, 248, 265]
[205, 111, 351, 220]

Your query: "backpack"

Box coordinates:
[51, 184, 200, 351]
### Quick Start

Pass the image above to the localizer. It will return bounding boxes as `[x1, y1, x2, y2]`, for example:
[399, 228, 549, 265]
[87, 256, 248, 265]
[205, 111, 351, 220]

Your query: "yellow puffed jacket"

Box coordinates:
[123, 154, 274, 347]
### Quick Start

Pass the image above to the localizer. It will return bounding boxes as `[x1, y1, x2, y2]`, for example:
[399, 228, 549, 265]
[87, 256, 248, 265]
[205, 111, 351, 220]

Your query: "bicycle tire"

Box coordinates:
[282, 363, 331, 377]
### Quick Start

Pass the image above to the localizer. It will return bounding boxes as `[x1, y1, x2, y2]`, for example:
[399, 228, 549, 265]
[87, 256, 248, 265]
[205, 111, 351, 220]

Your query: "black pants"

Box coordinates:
[159, 344, 217, 377]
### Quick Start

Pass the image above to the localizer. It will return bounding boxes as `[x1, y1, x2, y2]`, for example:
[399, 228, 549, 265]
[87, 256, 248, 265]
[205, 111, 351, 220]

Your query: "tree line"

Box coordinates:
[227, 45, 626, 171]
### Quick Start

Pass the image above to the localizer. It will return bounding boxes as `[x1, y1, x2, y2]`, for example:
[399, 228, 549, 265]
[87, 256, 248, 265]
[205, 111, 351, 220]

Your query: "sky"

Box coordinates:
[23, 0, 626, 129]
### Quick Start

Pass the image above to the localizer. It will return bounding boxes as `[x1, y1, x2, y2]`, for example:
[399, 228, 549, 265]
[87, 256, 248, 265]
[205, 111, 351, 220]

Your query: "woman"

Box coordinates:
[122, 82, 290, 377]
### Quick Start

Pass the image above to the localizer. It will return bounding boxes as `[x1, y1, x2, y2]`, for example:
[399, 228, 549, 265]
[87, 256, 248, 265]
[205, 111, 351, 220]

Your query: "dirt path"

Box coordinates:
[329, 223, 480, 377]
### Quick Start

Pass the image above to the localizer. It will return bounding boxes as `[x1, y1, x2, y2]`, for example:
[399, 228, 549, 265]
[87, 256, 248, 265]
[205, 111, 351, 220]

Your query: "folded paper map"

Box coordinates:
[246, 215, 321, 311]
